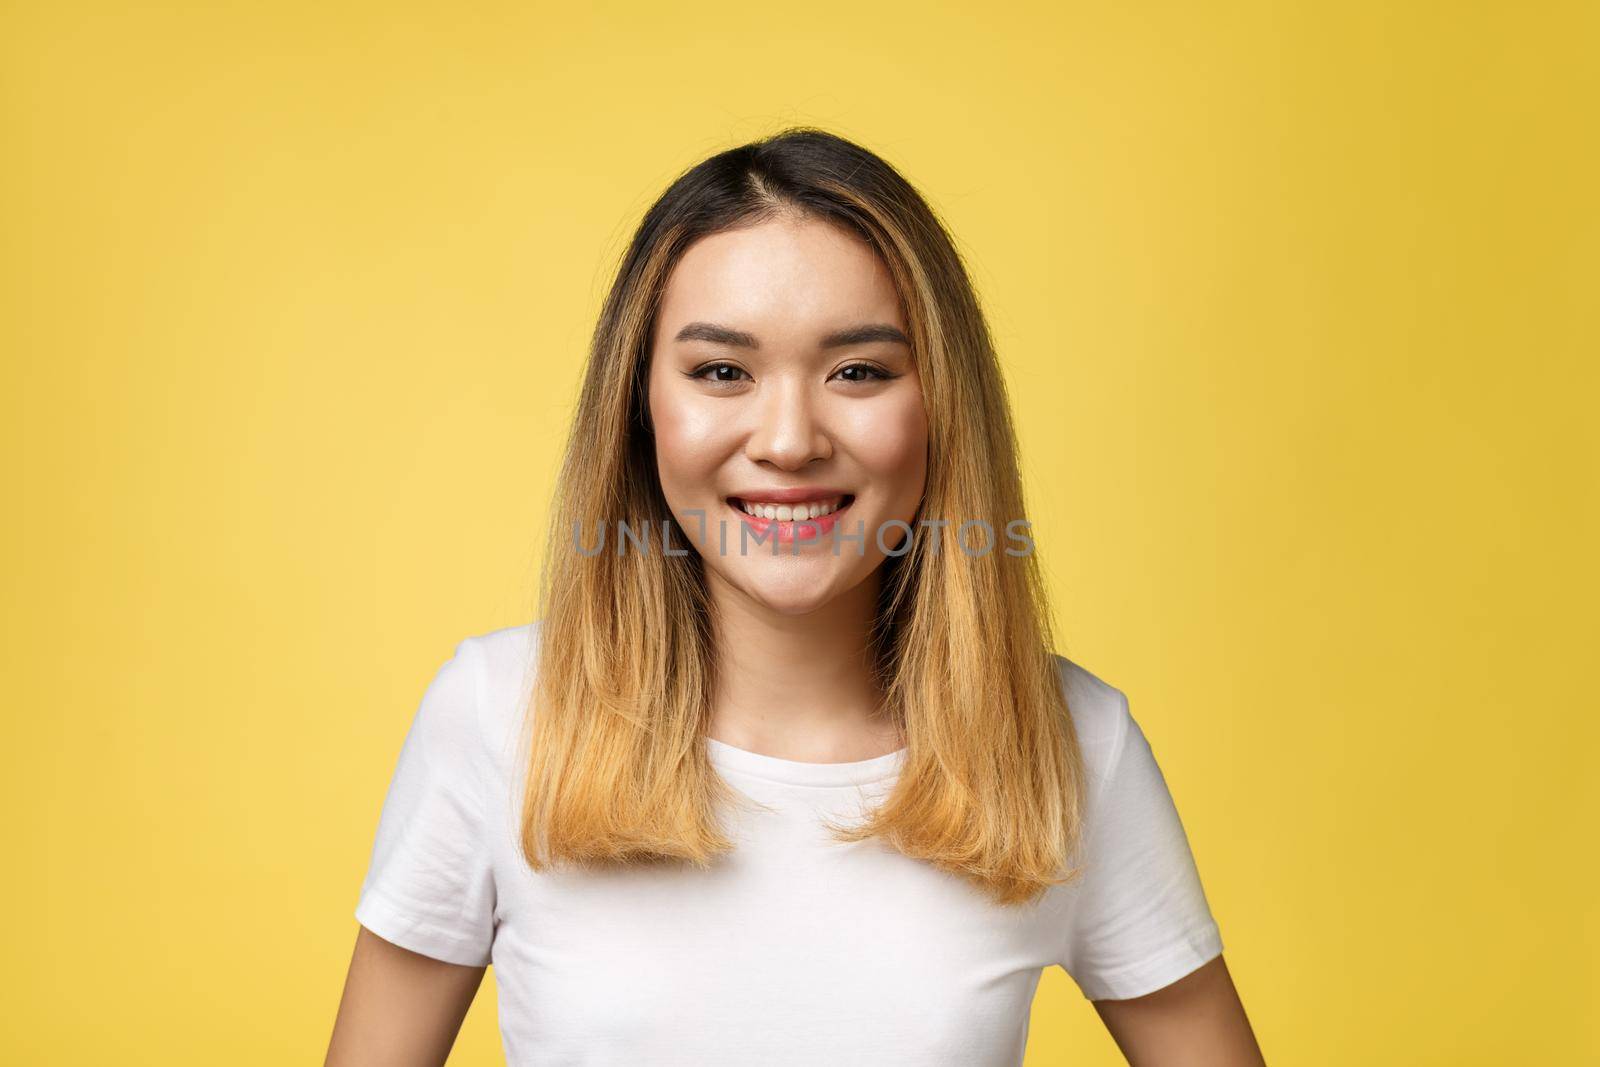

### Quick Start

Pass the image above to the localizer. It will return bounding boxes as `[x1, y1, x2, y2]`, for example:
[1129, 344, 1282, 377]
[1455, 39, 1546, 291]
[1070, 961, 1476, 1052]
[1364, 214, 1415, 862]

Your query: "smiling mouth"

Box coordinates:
[723, 494, 856, 542]
[726, 494, 855, 522]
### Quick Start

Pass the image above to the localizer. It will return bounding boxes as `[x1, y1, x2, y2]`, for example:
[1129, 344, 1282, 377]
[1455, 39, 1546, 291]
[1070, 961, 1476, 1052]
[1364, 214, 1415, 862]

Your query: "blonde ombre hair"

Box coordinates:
[520, 128, 1084, 906]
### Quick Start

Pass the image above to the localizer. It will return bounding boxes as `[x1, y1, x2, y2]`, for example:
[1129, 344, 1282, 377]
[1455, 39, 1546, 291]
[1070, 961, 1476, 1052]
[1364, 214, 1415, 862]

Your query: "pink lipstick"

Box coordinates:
[726, 493, 855, 544]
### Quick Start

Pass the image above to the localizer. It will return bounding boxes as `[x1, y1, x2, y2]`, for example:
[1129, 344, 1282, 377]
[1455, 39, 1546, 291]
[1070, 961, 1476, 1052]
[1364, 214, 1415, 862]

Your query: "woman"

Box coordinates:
[327, 128, 1265, 1066]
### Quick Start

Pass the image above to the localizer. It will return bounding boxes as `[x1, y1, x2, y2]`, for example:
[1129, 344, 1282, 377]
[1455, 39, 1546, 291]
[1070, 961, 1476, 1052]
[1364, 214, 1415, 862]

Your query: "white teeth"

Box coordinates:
[734, 496, 846, 520]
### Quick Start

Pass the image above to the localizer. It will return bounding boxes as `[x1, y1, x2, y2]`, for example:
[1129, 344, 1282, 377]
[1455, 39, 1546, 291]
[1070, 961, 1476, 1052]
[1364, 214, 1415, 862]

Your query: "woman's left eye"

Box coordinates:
[833, 363, 892, 383]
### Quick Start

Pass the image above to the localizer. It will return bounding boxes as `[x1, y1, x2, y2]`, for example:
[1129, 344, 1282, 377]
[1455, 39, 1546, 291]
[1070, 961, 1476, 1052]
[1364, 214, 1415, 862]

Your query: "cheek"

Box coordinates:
[648, 391, 728, 500]
[842, 392, 928, 491]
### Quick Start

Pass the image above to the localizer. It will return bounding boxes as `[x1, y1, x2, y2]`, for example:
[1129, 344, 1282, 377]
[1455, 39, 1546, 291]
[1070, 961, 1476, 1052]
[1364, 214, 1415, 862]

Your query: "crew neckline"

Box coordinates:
[705, 735, 908, 787]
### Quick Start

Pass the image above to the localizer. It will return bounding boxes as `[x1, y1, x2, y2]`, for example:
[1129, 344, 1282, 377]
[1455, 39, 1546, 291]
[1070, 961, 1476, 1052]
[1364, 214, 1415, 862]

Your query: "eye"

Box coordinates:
[832, 362, 895, 384]
[687, 362, 751, 385]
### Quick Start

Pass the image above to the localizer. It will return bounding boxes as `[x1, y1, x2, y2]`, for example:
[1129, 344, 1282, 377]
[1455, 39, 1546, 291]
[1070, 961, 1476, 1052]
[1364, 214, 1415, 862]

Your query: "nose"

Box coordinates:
[744, 377, 832, 471]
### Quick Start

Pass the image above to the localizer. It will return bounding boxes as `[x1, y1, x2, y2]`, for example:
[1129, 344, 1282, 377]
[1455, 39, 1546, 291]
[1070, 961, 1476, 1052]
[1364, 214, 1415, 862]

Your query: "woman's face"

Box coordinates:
[646, 215, 928, 617]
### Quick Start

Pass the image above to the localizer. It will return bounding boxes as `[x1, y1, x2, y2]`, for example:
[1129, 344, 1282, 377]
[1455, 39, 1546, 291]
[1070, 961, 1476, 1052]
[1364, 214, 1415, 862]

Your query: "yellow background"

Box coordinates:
[5, 2, 1595, 1063]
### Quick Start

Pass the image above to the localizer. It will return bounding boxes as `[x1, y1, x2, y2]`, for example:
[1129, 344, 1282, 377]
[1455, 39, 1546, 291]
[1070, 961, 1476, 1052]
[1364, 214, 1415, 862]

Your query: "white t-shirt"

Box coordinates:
[354, 622, 1222, 1065]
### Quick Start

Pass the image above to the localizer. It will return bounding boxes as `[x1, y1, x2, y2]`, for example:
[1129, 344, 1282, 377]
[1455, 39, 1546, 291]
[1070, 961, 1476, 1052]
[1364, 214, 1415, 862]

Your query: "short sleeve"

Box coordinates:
[354, 638, 497, 966]
[1056, 692, 1223, 1000]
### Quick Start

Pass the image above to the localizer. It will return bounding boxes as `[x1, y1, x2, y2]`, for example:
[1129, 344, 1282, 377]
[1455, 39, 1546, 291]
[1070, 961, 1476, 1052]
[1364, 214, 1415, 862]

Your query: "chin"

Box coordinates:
[725, 568, 846, 617]
[759, 593, 838, 617]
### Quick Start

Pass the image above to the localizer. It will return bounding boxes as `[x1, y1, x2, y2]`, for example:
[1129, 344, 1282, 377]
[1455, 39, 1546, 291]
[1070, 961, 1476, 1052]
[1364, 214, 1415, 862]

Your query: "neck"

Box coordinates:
[703, 569, 903, 763]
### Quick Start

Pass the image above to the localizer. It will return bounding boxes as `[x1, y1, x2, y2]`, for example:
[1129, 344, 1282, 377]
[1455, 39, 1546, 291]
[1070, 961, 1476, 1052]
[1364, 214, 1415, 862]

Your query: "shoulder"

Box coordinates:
[453, 620, 542, 770]
[1050, 653, 1135, 803]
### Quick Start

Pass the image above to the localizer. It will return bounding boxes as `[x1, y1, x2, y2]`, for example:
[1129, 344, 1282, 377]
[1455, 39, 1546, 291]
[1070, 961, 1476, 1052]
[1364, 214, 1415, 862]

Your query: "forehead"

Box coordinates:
[655, 217, 905, 336]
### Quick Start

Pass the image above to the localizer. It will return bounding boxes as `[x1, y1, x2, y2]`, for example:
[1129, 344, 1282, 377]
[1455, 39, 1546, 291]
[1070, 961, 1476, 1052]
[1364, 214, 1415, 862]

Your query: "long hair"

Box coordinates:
[520, 127, 1084, 906]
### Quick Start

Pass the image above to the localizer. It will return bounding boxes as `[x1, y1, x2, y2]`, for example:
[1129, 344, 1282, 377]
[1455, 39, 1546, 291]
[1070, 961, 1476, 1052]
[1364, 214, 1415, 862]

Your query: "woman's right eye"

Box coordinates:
[688, 362, 750, 384]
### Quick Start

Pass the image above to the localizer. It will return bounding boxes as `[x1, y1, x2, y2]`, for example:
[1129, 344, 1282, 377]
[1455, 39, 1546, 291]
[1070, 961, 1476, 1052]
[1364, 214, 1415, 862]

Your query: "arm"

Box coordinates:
[1092, 954, 1265, 1066]
[334, 639, 498, 1063]
[324, 925, 487, 1067]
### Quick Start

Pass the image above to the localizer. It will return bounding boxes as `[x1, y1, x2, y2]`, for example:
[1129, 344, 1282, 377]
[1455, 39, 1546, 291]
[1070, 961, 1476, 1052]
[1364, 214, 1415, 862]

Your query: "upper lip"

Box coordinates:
[727, 487, 852, 504]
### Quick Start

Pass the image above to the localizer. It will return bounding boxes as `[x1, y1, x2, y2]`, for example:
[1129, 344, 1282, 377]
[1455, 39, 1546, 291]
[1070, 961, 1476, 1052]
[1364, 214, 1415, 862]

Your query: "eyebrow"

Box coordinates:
[672, 321, 911, 350]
